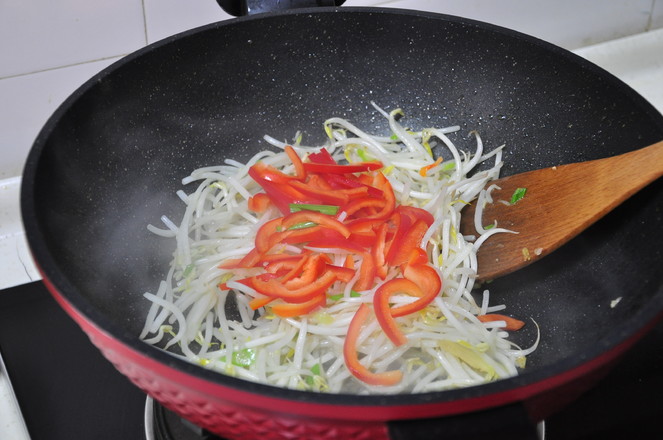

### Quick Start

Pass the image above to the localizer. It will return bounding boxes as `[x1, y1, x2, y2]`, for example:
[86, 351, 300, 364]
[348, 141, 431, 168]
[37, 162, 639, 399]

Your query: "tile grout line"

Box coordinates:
[141, 0, 150, 45]
[0, 55, 130, 82]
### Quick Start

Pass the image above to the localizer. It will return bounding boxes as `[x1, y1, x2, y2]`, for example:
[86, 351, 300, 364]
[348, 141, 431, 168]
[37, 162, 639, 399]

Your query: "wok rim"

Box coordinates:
[20, 6, 663, 416]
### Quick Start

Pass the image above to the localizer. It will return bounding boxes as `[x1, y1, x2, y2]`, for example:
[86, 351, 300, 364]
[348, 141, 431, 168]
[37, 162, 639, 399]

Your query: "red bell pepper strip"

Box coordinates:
[247, 193, 272, 213]
[477, 314, 525, 331]
[354, 252, 377, 291]
[249, 161, 297, 184]
[285, 145, 306, 180]
[324, 173, 384, 198]
[282, 254, 327, 290]
[255, 218, 284, 253]
[391, 264, 442, 318]
[342, 197, 387, 218]
[308, 148, 336, 164]
[407, 247, 429, 266]
[249, 295, 275, 310]
[288, 180, 349, 205]
[265, 254, 309, 282]
[373, 278, 425, 346]
[236, 248, 262, 268]
[343, 304, 403, 386]
[303, 161, 383, 174]
[271, 294, 326, 318]
[324, 264, 356, 283]
[386, 219, 429, 267]
[281, 211, 351, 238]
[371, 223, 389, 280]
[251, 270, 337, 303]
[396, 205, 434, 227]
[253, 178, 313, 214]
[306, 234, 366, 253]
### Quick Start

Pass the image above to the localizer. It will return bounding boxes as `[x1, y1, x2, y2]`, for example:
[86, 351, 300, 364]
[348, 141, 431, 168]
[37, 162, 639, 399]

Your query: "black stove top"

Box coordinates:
[0, 281, 661, 440]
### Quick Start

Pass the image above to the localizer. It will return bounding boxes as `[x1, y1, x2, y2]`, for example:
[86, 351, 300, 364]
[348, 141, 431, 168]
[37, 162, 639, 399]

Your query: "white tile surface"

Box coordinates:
[653, 0, 663, 28]
[144, 0, 233, 44]
[355, 0, 658, 49]
[0, 350, 30, 440]
[0, 0, 145, 79]
[0, 58, 119, 180]
[0, 177, 40, 289]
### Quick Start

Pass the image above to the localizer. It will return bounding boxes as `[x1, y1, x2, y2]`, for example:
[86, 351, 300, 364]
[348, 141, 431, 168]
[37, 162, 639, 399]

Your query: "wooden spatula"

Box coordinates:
[460, 140, 663, 281]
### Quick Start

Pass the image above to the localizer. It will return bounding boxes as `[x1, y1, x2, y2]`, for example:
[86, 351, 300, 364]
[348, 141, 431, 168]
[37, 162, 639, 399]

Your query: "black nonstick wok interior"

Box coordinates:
[22, 7, 663, 416]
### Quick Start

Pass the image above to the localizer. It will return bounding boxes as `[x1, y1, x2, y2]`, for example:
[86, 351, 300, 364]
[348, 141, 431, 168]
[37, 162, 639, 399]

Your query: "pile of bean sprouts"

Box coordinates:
[140, 104, 538, 394]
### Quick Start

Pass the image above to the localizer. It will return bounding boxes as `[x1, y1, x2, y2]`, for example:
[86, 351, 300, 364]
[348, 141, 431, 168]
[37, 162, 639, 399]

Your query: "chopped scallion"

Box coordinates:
[510, 187, 527, 204]
[287, 221, 318, 230]
[289, 203, 340, 215]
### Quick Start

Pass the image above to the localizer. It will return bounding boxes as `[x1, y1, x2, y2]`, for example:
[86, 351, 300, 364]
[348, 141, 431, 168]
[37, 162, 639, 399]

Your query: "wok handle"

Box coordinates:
[217, 0, 346, 16]
[387, 402, 541, 440]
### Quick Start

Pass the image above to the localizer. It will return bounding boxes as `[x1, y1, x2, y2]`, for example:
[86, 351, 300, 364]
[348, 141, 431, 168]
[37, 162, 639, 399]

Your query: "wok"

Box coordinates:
[20, 6, 663, 440]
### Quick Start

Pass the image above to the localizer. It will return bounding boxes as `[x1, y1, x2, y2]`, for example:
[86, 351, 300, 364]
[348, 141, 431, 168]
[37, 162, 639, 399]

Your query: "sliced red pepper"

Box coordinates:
[363, 172, 396, 220]
[306, 234, 366, 253]
[477, 314, 525, 331]
[344, 254, 355, 270]
[343, 197, 387, 218]
[386, 219, 429, 267]
[285, 145, 306, 180]
[281, 211, 351, 238]
[374, 278, 424, 346]
[407, 247, 429, 266]
[396, 205, 434, 227]
[372, 223, 389, 279]
[324, 264, 356, 283]
[303, 161, 383, 174]
[236, 248, 262, 268]
[324, 173, 384, 198]
[354, 252, 377, 291]
[392, 264, 442, 318]
[255, 217, 284, 253]
[247, 193, 272, 213]
[343, 304, 403, 386]
[308, 148, 337, 164]
[251, 270, 337, 303]
[254, 178, 313, 214]
[249, 295, 275, 310]
[349, 230, 377, 248]
[305, 173, 334, 190]
[271, 294, 326, 318]
[289, 180, 349, 205]
[283, 254, 327, 290]
[249, 161, 297, 184]
[265, 254, 309, 281]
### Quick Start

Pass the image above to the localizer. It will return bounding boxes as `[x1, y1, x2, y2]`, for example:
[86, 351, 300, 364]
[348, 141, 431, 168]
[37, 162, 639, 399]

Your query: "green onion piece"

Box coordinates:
[510, 187, 527, 204]
[287, 221, 318, 230]
[390, 133, 399, 141]
[328, 290, 361, 301]
[289, 203, 340, 215]
[441, 161, 456, 172]
[231, 348, 256, 368]
[311, 363, 322, 375]
[182, 263, 195, 277]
